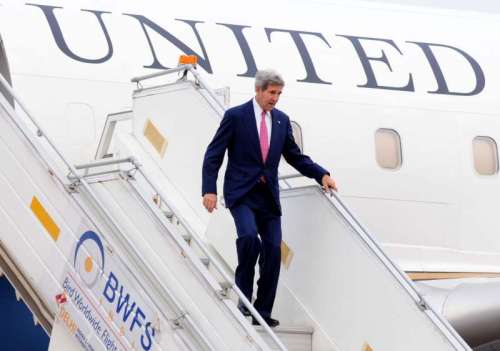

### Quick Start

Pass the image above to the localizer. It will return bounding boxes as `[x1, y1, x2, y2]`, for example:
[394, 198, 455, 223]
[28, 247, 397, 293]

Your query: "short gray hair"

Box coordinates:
[255, 69, 285, 91]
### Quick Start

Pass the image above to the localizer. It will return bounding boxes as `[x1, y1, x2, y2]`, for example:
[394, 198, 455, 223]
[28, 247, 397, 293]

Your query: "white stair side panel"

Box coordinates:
[0, 144, 139, 349]
[0, 119, 177, 351]
[0, 175, 180, 351]
[0, 105, 131, 350]
[0, 155, 140, 351]
[0, 106, 80, 251]
[0, 95, 130, 270]
[0, 198, 53, 310]
[0, 102, 121, 289]
[0, 166, 69, 302]
[280, 186, 466, 351]
[132, 81, 222, 237]
[0, 183, 114, 351]
[0, 132, 76, 278]
[0, 103, 194, 351]
[89, 178, 267, 351]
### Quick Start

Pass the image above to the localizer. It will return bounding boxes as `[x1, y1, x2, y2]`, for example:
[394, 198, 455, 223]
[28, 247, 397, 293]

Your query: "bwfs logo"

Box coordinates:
[72, 230, 157, 351]
[73, 230, 105, 288]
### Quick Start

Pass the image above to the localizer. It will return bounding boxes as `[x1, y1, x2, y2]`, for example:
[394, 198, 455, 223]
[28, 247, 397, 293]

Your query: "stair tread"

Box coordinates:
[255, 325, 313, 335]
[219, 281, 233, 289]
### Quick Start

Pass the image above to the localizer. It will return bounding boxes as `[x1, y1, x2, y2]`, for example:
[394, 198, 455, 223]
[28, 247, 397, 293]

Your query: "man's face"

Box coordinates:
[255, 84, 283, 111]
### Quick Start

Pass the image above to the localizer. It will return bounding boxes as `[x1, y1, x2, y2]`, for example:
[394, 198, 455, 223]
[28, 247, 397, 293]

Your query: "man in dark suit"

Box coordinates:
[202, 70, 337, 327]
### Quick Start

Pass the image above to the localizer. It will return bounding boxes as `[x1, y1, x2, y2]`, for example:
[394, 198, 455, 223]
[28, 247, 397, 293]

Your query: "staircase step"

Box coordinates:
[219, 281, 233, 290]
[255, 326, 313, 351]
[200, 257, 210, 267]
[182, 233, 192, 243]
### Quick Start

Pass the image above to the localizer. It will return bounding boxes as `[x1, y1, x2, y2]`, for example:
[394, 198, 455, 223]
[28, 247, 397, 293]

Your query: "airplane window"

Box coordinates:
[473, 136, 498, 176]
[291, 120, 303, 153]
[375, 128, 402, 169]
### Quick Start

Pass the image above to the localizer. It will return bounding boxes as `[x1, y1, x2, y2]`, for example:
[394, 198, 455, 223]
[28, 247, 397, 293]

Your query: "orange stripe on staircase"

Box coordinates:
[30, 196, 60, 241]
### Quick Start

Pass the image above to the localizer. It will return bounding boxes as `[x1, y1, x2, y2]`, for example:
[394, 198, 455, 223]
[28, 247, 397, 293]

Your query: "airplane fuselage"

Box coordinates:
[1, 0, 499, 275]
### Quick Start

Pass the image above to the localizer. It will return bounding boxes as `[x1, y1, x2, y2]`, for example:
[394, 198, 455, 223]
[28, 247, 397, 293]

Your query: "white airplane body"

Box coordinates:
[1, 0, 500, 280]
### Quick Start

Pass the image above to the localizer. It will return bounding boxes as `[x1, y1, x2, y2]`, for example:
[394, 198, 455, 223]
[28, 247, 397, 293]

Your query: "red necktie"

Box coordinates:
[259, 110, 269, 162]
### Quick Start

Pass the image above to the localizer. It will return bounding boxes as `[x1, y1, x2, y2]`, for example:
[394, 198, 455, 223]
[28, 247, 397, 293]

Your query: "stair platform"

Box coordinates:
[256, 326, 313, 351]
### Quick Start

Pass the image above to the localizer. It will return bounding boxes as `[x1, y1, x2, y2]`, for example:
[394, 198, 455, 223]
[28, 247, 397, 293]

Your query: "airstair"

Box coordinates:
[0, 63, 474, 351]
[0, 73, 285, 351]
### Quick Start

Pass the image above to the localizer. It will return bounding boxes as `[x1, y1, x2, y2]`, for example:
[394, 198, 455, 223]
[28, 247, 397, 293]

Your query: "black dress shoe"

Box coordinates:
[252, 317, 280, 328]
[238, 304, 251, 317]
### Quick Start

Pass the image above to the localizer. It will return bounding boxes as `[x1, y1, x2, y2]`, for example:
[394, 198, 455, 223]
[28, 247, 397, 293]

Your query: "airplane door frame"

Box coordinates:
[0, 34, 13, 106]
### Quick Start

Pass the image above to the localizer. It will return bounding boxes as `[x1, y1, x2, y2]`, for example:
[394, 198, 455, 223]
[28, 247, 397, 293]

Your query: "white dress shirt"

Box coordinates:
[253, 98, 272, 145]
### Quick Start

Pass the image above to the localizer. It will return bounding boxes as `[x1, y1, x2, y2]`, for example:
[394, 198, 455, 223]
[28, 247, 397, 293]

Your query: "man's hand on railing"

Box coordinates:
[202, 193, 217, 213]
[322, 174, 338, 194]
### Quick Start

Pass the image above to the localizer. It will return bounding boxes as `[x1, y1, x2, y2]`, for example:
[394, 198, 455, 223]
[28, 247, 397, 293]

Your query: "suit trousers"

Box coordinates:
[229, 182, 282, 318]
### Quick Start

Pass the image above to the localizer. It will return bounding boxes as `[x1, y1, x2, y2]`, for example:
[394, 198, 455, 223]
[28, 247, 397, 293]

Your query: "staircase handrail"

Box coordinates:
[279, 173, 472, 351]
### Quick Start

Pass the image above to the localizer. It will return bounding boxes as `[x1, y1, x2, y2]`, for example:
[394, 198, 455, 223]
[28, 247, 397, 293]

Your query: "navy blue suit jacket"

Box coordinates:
[202, 100, 329, 215]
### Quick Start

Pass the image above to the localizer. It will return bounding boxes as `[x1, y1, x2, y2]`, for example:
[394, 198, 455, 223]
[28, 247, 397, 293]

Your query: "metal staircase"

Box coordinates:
[0, 73, 286, 350]
[0, 61, 478, 351]
[123, 64, 474, 351]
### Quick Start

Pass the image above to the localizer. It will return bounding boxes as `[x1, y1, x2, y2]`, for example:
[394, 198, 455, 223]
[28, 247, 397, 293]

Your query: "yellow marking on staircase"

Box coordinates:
[30, 196, 60, 241]
[407, 271, 500, 281]
[144, 119, 168, 157]
[281, 240, 294, 269]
